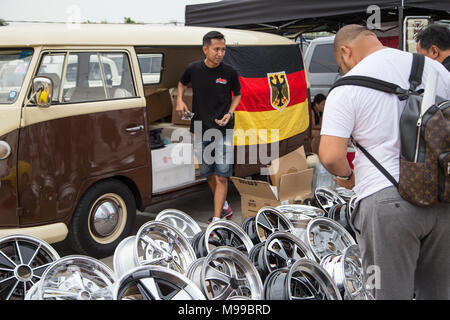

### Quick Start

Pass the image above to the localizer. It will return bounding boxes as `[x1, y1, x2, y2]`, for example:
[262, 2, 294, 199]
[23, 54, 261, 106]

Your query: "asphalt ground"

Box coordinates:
[52, 182, 243, 270]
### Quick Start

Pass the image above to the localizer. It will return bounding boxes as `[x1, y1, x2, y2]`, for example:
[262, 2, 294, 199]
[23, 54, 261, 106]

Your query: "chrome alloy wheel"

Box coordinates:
[241, 216, 259, 245]
[275, 204, 325, 218]
[320, 245, 368, 300]
[304, 217, 357, 262]
[185, 257, 206, 288]
[114, 265, 206, 300]
[275, 205, 325, 239]
[135, 221, 197, 274]
[155, 209, 202, 242]
[38, 255, 116, 300]
[204, 220, 254, 256]
[0, 234, 60, 300]
[201, 247, 263, 300]
[314, 187, 346, 215]
[334, 187, 356, 202]
[249, 232, 315, 281]
[88, 193, 127, 244]
[113, 236, 139, 278]
[263, 259, 342, 300]
[346, 195, 358, 235]
[24, 280, 40, 300]
[255, 207, 295, 242]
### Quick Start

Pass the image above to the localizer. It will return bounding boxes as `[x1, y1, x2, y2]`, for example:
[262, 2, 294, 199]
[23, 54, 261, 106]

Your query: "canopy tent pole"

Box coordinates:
[398, 0, 404, 50]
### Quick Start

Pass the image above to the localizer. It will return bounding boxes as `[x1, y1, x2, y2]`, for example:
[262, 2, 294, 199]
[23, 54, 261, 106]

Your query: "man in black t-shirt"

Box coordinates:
[416, 24, 450, 72]
[177, 31, 241, 223]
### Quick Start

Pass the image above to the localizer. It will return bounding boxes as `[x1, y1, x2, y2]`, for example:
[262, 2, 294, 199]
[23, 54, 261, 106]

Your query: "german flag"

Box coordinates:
[224, 45, 309, 146]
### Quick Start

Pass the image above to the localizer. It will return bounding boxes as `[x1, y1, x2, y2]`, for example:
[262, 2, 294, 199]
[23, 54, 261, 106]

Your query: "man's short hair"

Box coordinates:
[203, 31, 225, 47]
[334, 24, 376, 56]
[415, 24, 450, 51]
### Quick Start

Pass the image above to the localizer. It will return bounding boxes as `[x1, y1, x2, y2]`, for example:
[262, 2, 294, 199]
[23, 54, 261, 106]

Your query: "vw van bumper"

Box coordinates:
[0, 222, 68, 244]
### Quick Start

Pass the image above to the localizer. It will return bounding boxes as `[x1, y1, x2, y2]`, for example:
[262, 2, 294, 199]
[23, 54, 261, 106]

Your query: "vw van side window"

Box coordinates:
[62, 52, 107, 103]
[308, 44, 339, 73]
[137, 53, 162, 84]
[36, 53, 66, 102]
[100, 52, 137, 98]
[62, 52, 136, 103]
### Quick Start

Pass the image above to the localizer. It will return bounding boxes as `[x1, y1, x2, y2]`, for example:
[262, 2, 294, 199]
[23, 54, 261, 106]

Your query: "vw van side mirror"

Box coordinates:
[32, 76, 53, 108]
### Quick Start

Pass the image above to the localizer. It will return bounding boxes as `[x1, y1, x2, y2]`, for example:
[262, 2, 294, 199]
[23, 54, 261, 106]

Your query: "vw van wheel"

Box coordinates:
[68, 180, 136, 259]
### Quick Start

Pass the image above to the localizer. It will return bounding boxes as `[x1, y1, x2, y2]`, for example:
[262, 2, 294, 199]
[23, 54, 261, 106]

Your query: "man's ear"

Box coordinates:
[202, 45, 208, 55]
[340, 46, 351, 59]
[429, 45, 440, 59]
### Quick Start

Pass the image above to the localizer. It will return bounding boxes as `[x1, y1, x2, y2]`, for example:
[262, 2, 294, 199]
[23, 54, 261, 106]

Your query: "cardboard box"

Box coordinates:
[268, 146, 307, 189]
[231, 145, 313, 222]
[146, 89, 173, 123]
[171, 89, 193, 126]
[231, 168, 313, 222]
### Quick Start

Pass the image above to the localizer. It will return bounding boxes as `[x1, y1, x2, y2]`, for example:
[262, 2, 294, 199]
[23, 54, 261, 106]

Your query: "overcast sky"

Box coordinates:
[0, 0, 220, 24]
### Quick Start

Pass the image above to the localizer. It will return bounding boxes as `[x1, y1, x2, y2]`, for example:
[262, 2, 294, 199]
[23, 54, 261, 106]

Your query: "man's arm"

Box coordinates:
[176, 81, 190, 116]
[215, 94, 241, 127]
[319, 135, 355, 189]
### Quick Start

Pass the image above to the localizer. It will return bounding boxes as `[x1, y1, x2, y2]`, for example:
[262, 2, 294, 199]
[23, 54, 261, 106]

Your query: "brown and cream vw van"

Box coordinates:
[0, 24, 311, 257]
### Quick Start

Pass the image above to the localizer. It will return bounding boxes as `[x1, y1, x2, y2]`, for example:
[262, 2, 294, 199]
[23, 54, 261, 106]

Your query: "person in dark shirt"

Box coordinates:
[416, 24, 450, 72]
[310, 93, 326, 154]
[177, 31, 241, 223]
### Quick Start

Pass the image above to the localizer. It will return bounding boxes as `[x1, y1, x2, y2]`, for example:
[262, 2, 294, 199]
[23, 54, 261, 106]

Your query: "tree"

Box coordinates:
[123, 17, 136, 24]
[0, 19, 8, 26]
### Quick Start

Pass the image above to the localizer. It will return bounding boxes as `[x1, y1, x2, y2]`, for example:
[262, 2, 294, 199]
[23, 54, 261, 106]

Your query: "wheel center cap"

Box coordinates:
[15, 264, 33, 281]
[230, 278, 239, 290]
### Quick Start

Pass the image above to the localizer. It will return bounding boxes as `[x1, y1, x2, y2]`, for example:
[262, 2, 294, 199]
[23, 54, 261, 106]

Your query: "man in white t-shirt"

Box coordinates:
[319, 24, 450, 300]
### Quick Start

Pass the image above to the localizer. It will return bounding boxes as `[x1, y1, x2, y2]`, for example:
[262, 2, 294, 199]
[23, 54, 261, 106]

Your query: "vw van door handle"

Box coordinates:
[125, 125, 144, 133]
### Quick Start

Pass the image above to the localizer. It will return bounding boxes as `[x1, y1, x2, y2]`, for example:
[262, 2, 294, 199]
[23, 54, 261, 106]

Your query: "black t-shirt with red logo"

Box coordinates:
[180, 60, 241, 134]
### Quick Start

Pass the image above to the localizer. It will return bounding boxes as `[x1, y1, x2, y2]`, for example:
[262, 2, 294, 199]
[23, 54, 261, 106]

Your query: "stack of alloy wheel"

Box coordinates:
[237, 202, 373, 300]
[0, 200, 373, 300]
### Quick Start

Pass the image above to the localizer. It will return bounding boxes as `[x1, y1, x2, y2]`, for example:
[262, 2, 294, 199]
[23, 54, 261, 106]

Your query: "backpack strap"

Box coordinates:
[329, 53, 426, 99]
[351, 138, 399, 189]
[330, 76, 410, 100]
[408, 53, 425, 91]
[328, 54, 426, 191]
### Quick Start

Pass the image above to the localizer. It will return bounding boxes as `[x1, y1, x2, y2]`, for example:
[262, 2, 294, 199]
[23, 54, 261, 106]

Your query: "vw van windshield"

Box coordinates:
[0, 49, 33, 104]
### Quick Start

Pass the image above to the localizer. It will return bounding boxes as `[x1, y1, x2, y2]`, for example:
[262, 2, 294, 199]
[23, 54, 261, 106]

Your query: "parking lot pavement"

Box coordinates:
[53, 183, 243, 271]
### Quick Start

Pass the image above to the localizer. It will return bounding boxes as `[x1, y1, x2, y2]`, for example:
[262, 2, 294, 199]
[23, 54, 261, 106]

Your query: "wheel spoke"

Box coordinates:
[42, 288, 80, 299]
[204, 264, 231, 284]
[257, 213, 275, 232]
[0, 275, 16, 285]
[14, 240, 24, 264]
[0, 266, 15, 272]
[138, 278, 161, 300]
[5, 280, 20, 300]
[0, 249, 17, 268]
[140, 235, 166, 255]
[267, 239, 289, 262]
[214, 284, 235, 300]
[26, 243, 42, 266]
[32, 262, 53, 276]
[141, 257, 166, 266]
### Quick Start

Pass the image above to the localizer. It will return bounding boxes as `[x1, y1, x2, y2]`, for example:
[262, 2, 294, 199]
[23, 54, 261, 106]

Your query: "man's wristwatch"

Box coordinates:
[227, 111, 234, 119]
[335, 170, 353, 181]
